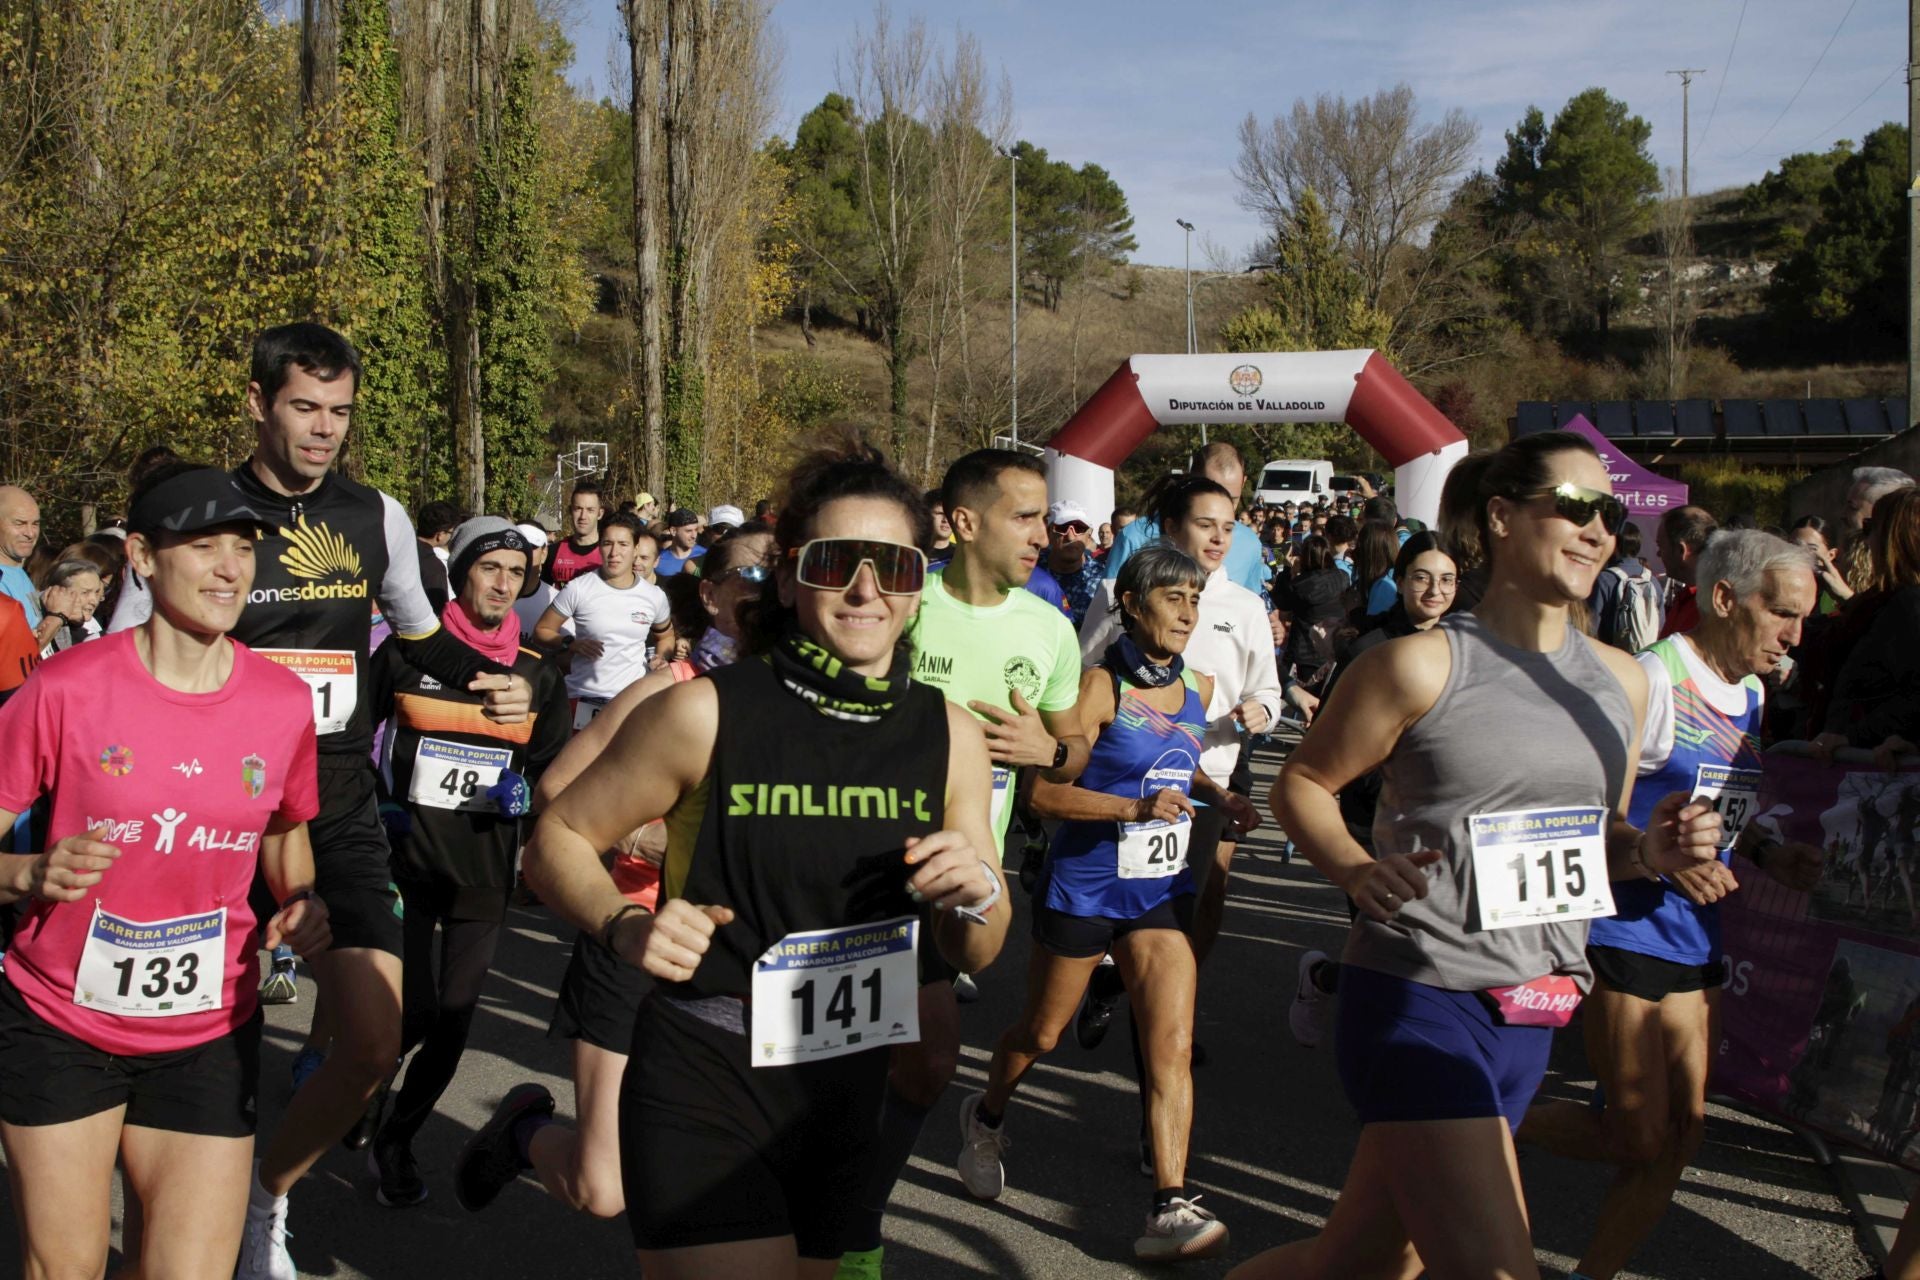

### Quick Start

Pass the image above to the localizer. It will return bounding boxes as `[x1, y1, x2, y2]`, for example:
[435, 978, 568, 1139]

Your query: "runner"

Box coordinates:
[0, 464, 330, 1280]
[532, 512, 674, 730]
[1517, 529, 1822, 1280]
[834, 447, 1088, 1280]
[108, 324, 535, 1280]
[1076, 476, 1284, 1053]
[957, 545, 1254, 1260]
[461, 527, 773, 1222]
[478, 441, 1008, 1277]
[1227, 431, 1723, 1280]
[543, 480, 606, 588]
[364, 519, 570, 1208]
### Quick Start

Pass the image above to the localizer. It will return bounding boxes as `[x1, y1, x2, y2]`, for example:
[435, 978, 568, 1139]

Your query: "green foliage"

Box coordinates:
[1739, 143, 1850, 254]
[328, 0, 448, 506]
[1219, 190, 1393, 356]
[782, 93, 869, 327]
[1675, 460, 1799, 527]
[1010, 141, 1137, 309]
[1769, 123, 1907, 359]
[1494, 88, 1659, 340]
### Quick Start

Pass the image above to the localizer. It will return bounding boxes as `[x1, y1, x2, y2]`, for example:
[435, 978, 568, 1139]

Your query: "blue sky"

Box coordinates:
[562, 0, 1908, 267]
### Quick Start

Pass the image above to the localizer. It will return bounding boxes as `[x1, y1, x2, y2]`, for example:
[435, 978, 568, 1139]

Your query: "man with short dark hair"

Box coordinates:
[655, 508, 705, 577]
[415, 500, 461, 614]
[1102, 441, 1269, 591]
[544, 481, 606, 588]
[1656, 506, 1719, 638]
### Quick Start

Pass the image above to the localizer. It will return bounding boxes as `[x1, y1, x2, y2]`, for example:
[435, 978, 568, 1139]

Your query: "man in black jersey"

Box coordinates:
[104, 324, 534, 1280]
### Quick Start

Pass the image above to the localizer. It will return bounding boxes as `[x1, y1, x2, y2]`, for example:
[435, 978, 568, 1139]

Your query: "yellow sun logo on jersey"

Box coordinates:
[278, 515, 363, 582]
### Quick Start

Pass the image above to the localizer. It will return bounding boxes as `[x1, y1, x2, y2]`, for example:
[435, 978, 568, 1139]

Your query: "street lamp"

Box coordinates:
[999, 144, 1020, 446]
[1175, 218, 1195, 354]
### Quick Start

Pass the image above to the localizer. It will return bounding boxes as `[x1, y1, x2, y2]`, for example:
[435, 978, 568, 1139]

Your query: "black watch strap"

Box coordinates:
[1050, 738, 1069, 770]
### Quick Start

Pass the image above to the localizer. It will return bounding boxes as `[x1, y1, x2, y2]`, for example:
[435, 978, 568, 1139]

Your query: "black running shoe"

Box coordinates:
[1076, 959, 1125, 1050]
[369, 1135, 428, 1208]
[456, 1083, 554, 1212]
[343, 1079, 390, 1152]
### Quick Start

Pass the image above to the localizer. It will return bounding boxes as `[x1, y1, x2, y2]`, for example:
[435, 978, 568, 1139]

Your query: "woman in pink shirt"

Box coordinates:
[0, 465, 330, 1280]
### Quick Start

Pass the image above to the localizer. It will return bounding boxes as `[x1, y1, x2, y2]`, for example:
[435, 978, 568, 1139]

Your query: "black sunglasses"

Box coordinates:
[1526, 483, 1627, 535]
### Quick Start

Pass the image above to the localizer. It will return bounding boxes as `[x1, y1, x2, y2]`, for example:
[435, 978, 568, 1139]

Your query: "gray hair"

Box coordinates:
[40, 557, 103, 590]
[1851, 466, 1915, 504]
[1695, 529, 1817, 601]
[1115, 543, 1206, 627]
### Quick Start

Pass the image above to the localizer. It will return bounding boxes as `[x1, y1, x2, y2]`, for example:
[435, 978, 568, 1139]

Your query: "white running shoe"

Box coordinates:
[1289, 949, 1331, 1049]
[235, 1179, 295, 1280]
[955, 1090, 1009, 1199]
[1135, 1195, 1229, 1261]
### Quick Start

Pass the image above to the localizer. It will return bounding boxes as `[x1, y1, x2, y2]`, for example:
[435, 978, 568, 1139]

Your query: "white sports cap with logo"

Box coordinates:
[1046, 499, 1091, 529]
[707, 504, 745, 530]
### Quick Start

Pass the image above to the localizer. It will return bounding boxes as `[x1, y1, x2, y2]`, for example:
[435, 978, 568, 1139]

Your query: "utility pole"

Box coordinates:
[999, 145, 1020, 446]
[1667, 69, 1705, 203]
[1908, 8, 1919, 427]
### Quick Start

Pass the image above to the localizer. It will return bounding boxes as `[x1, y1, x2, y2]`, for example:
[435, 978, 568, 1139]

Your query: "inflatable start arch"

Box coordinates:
[1042, 351, 1469, 527]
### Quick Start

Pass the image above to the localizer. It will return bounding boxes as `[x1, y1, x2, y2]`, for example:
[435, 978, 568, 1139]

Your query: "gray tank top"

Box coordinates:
[1341, 611, 1633, 991]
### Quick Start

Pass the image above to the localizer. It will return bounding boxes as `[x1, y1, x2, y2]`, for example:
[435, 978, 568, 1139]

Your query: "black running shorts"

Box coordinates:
[549, 931, 648, 1054]
[0, 978, 262, 1136]
[621, 995, 889, 1258]
[1587, 944, 1726, 1003]
[306, 758, 404, 957]
[1032, 893, 1196, 959]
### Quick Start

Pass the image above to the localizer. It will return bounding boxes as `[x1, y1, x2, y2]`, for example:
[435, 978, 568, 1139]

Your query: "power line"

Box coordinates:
[1725, 0, 1861, 160]
[1773, 60, 1904, 157]
[1694, 0, 1748, 151]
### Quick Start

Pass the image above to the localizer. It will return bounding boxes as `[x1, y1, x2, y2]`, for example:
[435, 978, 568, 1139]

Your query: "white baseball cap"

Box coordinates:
[706, 504, 746, 530]
[1047, 499, 1091, 529]
[513, 522, 549, 549]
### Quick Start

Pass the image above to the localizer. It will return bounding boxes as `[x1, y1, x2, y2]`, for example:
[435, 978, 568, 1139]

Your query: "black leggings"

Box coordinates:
[383, 904, 502, 1146]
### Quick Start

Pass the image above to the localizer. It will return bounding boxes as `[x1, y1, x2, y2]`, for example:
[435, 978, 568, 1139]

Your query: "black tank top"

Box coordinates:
[665, 654, 951, 1000]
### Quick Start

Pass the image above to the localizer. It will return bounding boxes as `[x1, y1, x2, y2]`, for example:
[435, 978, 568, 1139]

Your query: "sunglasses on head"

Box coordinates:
[1526, 483, 1627, 535]
[788, 538, 927, 596]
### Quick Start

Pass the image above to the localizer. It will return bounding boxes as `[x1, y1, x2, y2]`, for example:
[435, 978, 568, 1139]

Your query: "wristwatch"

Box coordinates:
[953, 859, 1004, 925]
[1050, 738, 1069, 770]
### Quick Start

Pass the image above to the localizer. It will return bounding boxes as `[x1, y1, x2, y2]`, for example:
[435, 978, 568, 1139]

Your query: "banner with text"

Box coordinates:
[1714, 745, 1920, 1168]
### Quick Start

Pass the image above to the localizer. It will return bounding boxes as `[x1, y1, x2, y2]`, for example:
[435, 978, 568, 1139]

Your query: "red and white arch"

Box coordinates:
[1043, 350, 1468, 526]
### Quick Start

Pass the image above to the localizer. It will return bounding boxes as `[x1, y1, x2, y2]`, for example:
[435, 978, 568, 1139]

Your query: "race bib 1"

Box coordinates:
[73, 905, 225, 1018]
[750, 917, 920, 1067]
[988, 767, 1012, 840]
[409, 737, 513, 813]
[1117, 815, 1192, 880]
[572, 696, 608, 732]
[258, 649, 357, 735]
[1469, 805, 1615, 931]
[1694, 762, 1761, 850]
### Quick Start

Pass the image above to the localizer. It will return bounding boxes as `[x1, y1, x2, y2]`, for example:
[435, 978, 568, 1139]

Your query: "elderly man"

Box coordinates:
[0, 486, 55, 649]
[1520, 529, 1824, 1280]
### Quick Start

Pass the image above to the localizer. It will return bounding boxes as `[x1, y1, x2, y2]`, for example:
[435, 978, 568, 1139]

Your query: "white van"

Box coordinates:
[1253, 459, 1333, 508]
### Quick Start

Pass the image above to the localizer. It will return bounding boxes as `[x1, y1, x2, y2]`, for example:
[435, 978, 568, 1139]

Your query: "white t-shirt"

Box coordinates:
[1635, 633, 1762, 775]
[549, 572, 670, 701]
[514, 580, 561, 637]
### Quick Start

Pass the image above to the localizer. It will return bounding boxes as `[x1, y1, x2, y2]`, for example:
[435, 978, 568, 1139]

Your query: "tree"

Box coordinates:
[782, 92, 868, 340]
[1235, 84, 1477, 309]
[1221, 189, 1390, 356]
[1769, 122, 1907, 358]
[1013, 144, 1136, 309]
[1494, 88, 1659, 342]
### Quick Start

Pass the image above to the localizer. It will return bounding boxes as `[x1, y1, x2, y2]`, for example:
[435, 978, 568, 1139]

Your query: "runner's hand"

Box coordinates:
[266, 895, 331, 957]
[1640, 792, 1722, 874]
[1221, 791, 1261, 835]
[471, 672, 533, 724]
[1808, 732, 1850, 766]
[903, 831, 996, 912]
[571, 638, 606, 661]
[967, 689, 1056, 768]
[1343, 850, 1442, 922]
[1284, 684, 1320, 725]
[1764, 841, 1826, 893]
[624, 899, 734, 982]
[22, 825, 120, 901]
[1132, 789, 1195, 825]
[1232, 699, 1270, 735]
[1668, 859, 1737, 906]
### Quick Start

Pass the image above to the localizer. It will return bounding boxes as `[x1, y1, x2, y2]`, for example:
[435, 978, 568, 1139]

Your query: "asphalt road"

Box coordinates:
[2, 739, 1878, 1278]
